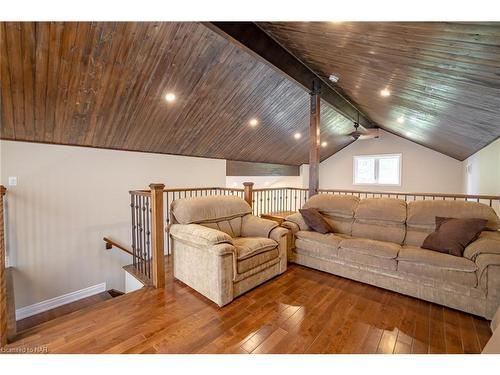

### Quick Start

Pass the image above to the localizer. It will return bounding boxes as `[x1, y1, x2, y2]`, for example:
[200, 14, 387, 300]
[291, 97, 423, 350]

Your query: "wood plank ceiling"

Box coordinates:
[258, 22, 500, 160]
[0, 22, 355, 166]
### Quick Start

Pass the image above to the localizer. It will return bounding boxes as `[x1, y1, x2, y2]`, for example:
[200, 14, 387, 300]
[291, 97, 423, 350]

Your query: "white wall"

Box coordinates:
[319, 130, 464, 193]
[463, 138, 500, 195]
[0, 140, 226, 309]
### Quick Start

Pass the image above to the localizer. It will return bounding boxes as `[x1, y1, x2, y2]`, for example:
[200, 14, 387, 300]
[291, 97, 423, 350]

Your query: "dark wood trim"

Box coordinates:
[309, 80, 321, 197]
[206, 22, 377, 130]
[226, 160, 300, 176]
[0, 138, 306, 167]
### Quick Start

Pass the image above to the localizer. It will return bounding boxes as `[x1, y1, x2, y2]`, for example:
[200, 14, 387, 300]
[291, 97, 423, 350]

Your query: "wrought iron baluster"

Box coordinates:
[131, 193, 137, 268]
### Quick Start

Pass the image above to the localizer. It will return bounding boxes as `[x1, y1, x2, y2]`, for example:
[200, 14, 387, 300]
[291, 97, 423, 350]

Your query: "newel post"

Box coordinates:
[243, 182, 254, 207]
[150, 183, 165, 288]
[0, 186, 7, 347]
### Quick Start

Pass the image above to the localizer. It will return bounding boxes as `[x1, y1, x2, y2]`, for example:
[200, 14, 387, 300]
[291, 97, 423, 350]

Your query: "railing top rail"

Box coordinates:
[253, 187, 309, 192]
[129, 190, 151, 196]
[163, 187, 244, 193]
[318, 189, 500, 200]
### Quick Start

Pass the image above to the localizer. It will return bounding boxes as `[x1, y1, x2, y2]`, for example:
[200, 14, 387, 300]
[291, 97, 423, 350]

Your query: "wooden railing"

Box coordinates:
[317, 189, 500, 214]
[111, 183, 499, 290]
[252, 187, 309, 217]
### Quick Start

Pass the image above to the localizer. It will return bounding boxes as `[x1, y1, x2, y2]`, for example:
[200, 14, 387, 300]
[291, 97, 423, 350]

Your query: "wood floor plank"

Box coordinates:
[5, 263, 492, 354]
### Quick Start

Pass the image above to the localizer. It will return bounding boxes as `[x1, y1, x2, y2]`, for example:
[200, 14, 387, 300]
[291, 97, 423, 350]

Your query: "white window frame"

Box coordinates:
[353, 153, 402, 186]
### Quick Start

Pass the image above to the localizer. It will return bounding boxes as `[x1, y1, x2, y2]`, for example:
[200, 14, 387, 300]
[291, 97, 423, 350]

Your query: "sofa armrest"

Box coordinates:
[269, 226, 288, 242]
[476, 254, 500, 296]
[464, 231, 500, 261]
[241, 214, 278, 238]
[284, 212, 310, 231]
[170, 223, 233, 248]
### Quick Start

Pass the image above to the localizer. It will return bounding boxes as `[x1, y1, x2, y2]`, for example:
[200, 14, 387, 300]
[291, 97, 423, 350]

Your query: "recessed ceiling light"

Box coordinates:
[380, 89, 391, 97]
[329, 74, 339, 83]
[165, 93, 176, 102]
[321, 141, 327, 147]
[249, 118, 258, 127]
[294, 132, 301, 139]
[397, 116, 405, 124]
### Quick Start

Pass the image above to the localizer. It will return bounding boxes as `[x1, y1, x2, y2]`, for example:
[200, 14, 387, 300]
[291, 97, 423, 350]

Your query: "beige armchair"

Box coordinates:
[169, 196, 288, 306]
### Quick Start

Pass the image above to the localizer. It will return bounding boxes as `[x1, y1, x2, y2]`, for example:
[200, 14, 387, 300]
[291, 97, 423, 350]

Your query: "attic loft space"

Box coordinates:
[1, 12, 500, 361]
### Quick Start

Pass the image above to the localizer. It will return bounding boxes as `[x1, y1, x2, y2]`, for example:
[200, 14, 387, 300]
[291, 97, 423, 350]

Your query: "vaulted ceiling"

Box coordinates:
[259, 22, 500, 160]
[0, 22, 354, 166]
[1, 22, 499, 165]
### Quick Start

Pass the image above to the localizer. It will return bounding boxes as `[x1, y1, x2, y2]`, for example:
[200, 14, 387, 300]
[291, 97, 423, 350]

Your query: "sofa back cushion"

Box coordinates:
[302, 194, 359, 235]
[171, 196, 252, 237]
[352, 198, 407, 244]
[406, 200, 500, 247]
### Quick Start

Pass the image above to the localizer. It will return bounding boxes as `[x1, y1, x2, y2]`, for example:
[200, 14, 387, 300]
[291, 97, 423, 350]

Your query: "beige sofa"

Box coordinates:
[282, 194, 500, 319]
[169, 196, 288, 306]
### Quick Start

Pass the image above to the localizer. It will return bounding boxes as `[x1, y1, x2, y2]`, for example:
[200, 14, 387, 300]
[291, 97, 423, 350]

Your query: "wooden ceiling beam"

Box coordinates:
[206, 22, 377, 130]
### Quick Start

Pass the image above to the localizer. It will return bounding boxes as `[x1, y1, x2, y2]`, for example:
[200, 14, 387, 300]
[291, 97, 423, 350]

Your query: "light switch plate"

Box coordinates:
[8, 176, 17, 186]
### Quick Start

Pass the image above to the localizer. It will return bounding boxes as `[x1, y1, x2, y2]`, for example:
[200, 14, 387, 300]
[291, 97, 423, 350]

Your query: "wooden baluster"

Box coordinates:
[150, 184, 165, 288]
[0, 186, 7, 347]
[243, 182, 254, 208]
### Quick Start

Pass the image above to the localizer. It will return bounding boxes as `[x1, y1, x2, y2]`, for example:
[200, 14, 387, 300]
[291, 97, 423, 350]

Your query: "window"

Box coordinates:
[353, 154, 401, 186]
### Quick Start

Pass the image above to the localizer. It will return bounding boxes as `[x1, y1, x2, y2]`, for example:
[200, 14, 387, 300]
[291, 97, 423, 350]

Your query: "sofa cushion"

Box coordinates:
[405, 200, 500, 247]
[352, 198, 407, 244]
[303, 194, 359, 218]
[237, 248, 279, 274]
[299, 208, 333, 234]
[233, 237, 277, 260]
[397, 246, 478, 287]
[398, 246, 478, 271]
[302, 194, 359, 235]
[338, 248, 397, 271]
[337, 238, 401, 271]
[339, 238, 401, 259]
[422, 217, 487, 257]
[355, 198, 407, 223]
[397, 262, 477, 287]
[171, 196, 252, 224]
[294, 231, 346, 260]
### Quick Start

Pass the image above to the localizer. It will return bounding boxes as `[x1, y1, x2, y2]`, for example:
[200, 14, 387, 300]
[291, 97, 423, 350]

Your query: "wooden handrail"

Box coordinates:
[164, 187, 244, 193]
[131, 185, 500, 201]
[103, 237, 146, 260]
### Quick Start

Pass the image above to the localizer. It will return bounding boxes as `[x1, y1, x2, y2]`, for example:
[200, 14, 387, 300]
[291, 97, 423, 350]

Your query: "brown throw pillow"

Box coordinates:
[299, 208, 333, 234]
[422, 217, 487, 257]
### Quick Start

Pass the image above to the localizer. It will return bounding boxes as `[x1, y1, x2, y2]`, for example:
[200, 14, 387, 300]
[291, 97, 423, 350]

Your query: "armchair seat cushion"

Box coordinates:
[397, 246, 478, 287]
[233, 237, 277, 260]
[237, 248, 279, 274]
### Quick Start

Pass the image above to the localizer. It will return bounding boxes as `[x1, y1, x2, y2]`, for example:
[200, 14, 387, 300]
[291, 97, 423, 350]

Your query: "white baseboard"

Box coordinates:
[16, 282, 107, 321]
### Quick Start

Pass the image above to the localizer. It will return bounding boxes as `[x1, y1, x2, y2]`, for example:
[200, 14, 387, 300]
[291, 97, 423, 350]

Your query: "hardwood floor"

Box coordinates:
[16, 291, 115, 332]
[5, 264, 491, 354]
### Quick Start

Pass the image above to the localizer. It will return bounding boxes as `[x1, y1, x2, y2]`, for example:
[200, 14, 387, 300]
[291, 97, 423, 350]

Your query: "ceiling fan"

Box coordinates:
[348, 112, 379, 140]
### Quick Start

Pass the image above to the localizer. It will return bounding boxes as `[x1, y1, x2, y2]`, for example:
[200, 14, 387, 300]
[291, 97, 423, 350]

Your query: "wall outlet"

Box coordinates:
[8, 176, 17, 186]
